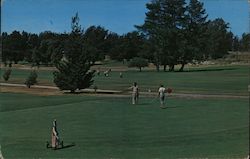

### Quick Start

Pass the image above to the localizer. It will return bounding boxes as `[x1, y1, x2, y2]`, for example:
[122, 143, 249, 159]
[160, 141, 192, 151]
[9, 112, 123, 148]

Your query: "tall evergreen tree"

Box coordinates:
[136, 0, 163, 71]
[136, 0, 186, 71]
[53, 13, 95, 93]
[178, 0, 208, 71]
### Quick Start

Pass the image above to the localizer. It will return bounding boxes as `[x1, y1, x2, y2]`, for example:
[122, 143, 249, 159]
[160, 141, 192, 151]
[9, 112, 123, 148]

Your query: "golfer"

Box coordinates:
[131, 82, 139, 104]
[51, 119, 59, 149]
[158, 84, 166, 108]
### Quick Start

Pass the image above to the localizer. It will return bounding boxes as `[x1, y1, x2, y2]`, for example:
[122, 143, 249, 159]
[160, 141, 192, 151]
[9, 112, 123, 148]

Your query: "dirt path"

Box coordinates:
[0, 83, 248, 99]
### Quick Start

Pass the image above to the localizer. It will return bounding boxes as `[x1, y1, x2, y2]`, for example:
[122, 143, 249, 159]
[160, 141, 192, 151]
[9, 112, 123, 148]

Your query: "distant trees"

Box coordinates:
[31, 31, 62, 67]
[53, 13, 95, 92]
[105, 31, 145, 62]
[129, 57, 148, 72]
[84, 26, 108, 64]
[232, 36, 240, 52]
[239, 33, 250, 52]
[26, 33, 40, 63]
[32, 40, 52, 66]
[105, 32, 123, 60]
[2, 31, 27, 66]
[136, 0, 236, 71]
[206, 18, 233, 59]
[120, 31, 145, 61]
[1, 2, 249, 73]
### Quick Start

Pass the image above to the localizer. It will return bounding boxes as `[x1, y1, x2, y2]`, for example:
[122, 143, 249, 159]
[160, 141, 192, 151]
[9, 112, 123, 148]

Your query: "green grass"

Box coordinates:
[93, 65, 249, 95]
[1, 68, 54, 86]
[1, 65, 249, 95]
[0, 93, 248, 158]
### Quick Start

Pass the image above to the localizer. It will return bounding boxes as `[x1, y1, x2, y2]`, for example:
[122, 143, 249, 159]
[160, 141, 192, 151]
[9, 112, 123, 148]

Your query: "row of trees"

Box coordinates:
[1, 26, 107, 67]
[136, 0, 249, 71]
[1, 0, 250, 92]
[2, 25, 249, 68]
[2, 1, 249, 71]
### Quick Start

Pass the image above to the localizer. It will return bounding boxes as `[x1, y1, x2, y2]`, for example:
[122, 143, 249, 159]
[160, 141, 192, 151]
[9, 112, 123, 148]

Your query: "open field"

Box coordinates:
[0, 93, 248, 159]
[1, 63, 249, 158]
[1, 65, 249, 95]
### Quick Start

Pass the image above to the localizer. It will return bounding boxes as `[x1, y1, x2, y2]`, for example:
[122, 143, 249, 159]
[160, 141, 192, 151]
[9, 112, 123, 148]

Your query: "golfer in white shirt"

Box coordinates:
[158, 84, 166, 108]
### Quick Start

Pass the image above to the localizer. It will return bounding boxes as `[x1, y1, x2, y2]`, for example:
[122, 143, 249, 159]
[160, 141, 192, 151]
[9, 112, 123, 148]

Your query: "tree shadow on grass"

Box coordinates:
[63, 91, 116, 95]
[177, 67, 238, 73]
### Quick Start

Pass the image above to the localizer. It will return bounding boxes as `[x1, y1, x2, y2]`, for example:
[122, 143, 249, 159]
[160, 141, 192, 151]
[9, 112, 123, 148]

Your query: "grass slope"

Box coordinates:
[0, 93, 248, 158]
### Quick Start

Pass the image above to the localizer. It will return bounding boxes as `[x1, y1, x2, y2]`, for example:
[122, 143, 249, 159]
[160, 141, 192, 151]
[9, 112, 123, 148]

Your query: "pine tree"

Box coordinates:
[53, 13, 95, 93]
[136, 0, 163, 71]
[136, 0, 186, 72]
[179, 0, 208, 71]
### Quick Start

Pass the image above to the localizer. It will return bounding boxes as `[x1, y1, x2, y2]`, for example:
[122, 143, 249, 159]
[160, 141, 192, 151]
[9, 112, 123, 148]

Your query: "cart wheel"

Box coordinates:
[46, 141, 49, 148]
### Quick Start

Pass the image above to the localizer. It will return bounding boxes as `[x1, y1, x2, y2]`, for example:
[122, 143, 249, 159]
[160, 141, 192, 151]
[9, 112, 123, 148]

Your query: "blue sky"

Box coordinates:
[1, 0, 249, 37]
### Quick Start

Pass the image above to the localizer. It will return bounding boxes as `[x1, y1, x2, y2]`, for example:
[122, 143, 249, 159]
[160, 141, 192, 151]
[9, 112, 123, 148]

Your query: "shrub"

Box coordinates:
[3, 69, 12, 81]
[25, 70, 38, 88]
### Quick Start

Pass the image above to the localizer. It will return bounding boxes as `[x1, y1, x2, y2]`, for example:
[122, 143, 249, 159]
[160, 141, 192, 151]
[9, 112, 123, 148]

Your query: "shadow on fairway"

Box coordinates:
[137, 103, 178, 109]
[177, 67, 238, 72]
[165, 106, 177, 109]
[63, 91, 116, 94]
[137, 103, 151, 106]
[56, 143, 76, 150]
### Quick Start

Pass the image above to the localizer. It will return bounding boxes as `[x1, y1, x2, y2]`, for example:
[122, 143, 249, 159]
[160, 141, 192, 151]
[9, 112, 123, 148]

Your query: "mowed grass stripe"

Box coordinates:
[0, 93, 108, 112]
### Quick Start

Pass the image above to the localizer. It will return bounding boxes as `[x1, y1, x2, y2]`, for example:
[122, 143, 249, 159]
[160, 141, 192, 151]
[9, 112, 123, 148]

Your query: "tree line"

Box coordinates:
[1, 0, 250, 91]
[135, 0, 249, 71]
[2, 0, 250, 71]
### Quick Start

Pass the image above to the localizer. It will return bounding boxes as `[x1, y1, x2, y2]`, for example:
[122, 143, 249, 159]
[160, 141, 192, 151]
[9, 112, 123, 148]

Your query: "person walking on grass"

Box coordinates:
[158, 84, 166, 108]
[131, 82, 139, 105]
